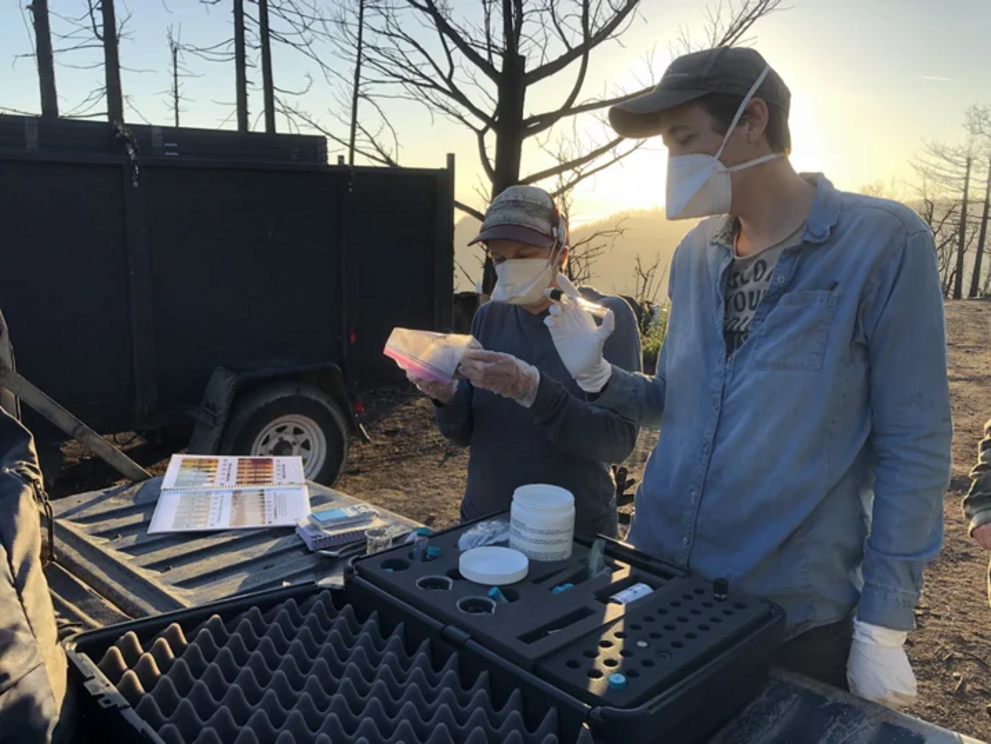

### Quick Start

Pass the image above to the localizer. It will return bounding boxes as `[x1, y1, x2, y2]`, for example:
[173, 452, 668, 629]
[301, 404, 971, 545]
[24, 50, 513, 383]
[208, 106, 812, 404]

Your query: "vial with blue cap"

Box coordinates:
[608, 673, 627, 691]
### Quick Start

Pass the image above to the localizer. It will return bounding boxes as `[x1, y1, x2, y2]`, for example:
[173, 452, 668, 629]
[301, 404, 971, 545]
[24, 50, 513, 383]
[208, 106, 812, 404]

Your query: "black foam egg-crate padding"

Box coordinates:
[65, 584, 598, 744]
[350, 519, 786, 744]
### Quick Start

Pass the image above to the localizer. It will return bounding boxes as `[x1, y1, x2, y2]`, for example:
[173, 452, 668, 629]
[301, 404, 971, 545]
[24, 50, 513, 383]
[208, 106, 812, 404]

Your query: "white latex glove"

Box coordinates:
[407, 372, 457, 405]
[459, 349, 540, 408]
[847, 619, 917, 709]
[543, 276, 614, 393]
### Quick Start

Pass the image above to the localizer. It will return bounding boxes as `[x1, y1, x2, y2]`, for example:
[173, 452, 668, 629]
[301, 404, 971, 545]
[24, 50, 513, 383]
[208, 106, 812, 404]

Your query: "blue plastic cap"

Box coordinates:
[608, 673, 627, 691]
[416, 527, 432, 536]
[427, 546, 442, 558]
[487, 587, 503, 599]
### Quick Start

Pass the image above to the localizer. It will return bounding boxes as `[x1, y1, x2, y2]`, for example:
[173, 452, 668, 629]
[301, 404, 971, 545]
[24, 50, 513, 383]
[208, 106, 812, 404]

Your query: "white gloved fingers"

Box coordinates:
[407, 372, 457, 404]
[555, 274, 581, 298]
[596, 308, 616, 340]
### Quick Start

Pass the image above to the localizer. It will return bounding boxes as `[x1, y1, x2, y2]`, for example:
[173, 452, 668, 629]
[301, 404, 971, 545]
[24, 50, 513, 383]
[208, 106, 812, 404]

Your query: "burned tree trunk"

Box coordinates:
[101, 0, 124, 123]
[234, 0, 249, 132]
[30, 0, 58, 119]
[969, 155, 990, 298]
[953, 156, 972, 300]
[258, 0, 276, 133]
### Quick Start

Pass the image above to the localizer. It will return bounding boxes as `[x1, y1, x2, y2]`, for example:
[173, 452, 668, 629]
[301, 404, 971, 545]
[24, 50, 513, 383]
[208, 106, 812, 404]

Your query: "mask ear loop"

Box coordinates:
[714, 65, 771, 162]
[548, 198, 567, 268]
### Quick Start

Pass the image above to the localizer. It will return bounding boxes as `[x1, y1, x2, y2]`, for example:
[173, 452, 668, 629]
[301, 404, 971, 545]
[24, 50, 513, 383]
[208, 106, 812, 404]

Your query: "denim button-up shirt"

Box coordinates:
[595, 174, 952, 636]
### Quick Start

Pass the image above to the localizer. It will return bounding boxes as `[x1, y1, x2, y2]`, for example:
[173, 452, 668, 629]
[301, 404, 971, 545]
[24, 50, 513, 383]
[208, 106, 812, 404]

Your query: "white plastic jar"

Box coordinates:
[509, 484, 575, 562]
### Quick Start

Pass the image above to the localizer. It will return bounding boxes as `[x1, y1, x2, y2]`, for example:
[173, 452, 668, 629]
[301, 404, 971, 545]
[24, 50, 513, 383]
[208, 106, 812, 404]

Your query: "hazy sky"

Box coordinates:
[2, 0, 988, 224]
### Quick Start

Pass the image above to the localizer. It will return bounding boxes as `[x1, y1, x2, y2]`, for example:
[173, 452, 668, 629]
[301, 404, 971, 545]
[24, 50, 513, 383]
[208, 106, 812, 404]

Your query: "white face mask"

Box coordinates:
[491, 255, 557, 306]
[665, 66, 784, 221]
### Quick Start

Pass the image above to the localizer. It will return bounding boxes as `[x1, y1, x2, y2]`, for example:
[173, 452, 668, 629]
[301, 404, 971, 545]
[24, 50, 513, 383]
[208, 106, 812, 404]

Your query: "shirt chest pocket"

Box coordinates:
[750, 290, 839, 371]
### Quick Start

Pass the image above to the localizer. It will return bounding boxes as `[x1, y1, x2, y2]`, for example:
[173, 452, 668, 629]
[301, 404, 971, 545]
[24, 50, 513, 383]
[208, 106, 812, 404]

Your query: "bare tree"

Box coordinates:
[97, 0, 124, 122]
[162, 26, 205, 128]
[258, 0, 277, 132]
[235, 0, 249, 131]
[28, 0, 59, 118]
[674, 0, 784, 53]
[557, 191, 629, 286]
[546, 129, 630, 285]
[965, 105, 991, 298]
[915, 141, 980, 299]
[858, 177, 906, 203]
[322, 0, 780, 290]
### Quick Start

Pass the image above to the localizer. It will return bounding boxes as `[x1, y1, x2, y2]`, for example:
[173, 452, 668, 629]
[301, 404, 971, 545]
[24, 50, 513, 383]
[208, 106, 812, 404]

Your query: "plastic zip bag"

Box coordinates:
[457, 519, 511, 551]
[383, 328, 480, 384]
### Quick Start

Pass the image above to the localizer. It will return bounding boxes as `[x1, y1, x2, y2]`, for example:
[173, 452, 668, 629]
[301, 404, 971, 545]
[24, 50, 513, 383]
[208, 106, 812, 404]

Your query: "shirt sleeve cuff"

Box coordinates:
[590, 365, 629, 409]
[434, 389, 467, 419]
[968, 506, 991, 535]
[856, 584, 919, 632]
[529, 374, 564, 418]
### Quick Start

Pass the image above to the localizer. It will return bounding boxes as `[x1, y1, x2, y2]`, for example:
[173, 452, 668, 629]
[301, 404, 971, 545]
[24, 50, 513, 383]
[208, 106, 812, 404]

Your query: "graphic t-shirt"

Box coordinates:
[724, 223, 805, 356]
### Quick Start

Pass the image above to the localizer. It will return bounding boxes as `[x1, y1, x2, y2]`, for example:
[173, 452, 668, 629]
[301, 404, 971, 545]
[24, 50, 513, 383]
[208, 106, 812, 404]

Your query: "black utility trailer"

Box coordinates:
[0, 115, 455, 484]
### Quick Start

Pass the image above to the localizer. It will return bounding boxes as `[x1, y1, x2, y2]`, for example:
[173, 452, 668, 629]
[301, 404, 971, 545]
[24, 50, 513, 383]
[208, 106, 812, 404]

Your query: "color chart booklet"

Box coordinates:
[149, 455, 310, 534]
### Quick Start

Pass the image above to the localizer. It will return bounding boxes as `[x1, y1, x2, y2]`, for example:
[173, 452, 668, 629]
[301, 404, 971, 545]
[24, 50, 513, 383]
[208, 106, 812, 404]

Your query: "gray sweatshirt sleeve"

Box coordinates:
[529, 376, 638, 463]
[963, 417, 991, 535]
[527, 295, 641, 463]
[433, 379, 474, 447]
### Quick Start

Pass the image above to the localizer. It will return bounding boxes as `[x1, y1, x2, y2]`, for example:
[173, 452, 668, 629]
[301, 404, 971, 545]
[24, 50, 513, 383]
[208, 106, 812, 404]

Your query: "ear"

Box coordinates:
[744, 98, 770, 146]
[558, 246, 570, 271]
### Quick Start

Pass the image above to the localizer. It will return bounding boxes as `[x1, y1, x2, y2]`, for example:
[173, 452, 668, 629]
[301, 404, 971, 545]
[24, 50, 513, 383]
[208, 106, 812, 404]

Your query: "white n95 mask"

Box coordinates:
[665, 65, 784, 221]
[491, 244, 562, 306]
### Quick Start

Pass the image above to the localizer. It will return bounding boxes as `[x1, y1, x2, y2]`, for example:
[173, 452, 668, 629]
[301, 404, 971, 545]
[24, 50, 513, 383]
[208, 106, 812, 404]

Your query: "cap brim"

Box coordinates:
[468, 224, 555, 248]
[609, 88, 710, 139]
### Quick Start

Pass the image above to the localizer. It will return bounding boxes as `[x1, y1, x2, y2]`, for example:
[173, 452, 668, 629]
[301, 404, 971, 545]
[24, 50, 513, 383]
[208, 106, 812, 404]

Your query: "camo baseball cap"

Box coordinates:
[468, 185, 565, 248]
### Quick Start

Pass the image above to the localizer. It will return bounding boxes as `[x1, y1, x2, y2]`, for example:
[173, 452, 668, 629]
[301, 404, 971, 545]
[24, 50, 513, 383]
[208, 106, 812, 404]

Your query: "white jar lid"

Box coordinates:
[512, 483, 575, 509]
[459, 546, 529, 585]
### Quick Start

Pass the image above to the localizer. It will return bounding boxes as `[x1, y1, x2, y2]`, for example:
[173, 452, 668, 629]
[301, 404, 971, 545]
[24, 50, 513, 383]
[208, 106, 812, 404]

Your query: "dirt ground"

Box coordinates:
[51, 300, 991, 739]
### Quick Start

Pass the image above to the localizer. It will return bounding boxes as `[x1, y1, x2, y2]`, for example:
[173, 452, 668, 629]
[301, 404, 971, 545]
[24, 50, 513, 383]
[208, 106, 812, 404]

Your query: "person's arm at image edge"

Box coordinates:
[962, 417, 991, 547]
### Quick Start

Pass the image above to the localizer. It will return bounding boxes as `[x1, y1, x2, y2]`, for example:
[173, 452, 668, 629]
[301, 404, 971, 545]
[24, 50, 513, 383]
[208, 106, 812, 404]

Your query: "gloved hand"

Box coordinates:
[407, 372, 457, 405]
[459, 350, 540, 408]
[543, 275, 614, 393]
[846, 619, 917, 709]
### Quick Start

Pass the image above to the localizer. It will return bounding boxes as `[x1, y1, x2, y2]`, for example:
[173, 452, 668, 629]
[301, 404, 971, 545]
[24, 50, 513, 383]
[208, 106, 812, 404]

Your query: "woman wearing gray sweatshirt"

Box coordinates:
[408, 186, 642, 537]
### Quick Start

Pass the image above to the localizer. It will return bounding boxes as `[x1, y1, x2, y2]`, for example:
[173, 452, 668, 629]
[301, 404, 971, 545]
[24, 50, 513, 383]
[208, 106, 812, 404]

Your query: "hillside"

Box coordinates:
[453, 209, 698, 296]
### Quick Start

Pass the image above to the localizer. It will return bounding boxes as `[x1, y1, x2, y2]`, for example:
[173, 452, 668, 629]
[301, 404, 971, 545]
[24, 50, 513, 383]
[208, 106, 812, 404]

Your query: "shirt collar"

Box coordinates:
[712, 173, 841, 251]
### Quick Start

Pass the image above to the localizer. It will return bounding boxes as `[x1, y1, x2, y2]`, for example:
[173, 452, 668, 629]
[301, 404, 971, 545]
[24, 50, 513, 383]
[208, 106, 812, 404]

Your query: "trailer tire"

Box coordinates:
[220, 382, 349, 485]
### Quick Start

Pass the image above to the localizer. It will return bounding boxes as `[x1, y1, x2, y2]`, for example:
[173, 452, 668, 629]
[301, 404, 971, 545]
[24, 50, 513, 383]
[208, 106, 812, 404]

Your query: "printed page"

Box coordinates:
[148, 486, 310, 534]
[162, 455, 306, 492]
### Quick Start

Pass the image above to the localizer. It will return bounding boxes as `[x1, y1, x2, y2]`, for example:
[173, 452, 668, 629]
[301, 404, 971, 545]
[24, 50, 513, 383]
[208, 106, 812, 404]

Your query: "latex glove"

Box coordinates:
[847, 619, 917, 709]
[972, 522, 991, 549]
[407, 372, 457, 405]
[459, 349, 540, 408]
[543, 275, 614, 393]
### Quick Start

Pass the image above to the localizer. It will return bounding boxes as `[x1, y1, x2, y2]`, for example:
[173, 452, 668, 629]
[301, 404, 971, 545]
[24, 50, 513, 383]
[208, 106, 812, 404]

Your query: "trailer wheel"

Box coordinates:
[220, 382, 349, 485]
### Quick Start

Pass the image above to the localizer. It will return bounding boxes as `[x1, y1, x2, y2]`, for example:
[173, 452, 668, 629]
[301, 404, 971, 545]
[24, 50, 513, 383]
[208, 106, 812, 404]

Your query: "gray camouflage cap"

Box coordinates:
[468, 185, 565, 248]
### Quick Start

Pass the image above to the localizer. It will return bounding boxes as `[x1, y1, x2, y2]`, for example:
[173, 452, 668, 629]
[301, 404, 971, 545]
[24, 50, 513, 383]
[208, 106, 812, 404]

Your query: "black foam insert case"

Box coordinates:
[350, 515, 786, 743]
[65, 583, 598, 744]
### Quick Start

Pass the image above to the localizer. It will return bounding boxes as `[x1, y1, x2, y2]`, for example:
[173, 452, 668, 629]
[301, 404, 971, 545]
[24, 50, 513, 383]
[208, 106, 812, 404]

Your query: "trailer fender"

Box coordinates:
[188, 363, 366, 459]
